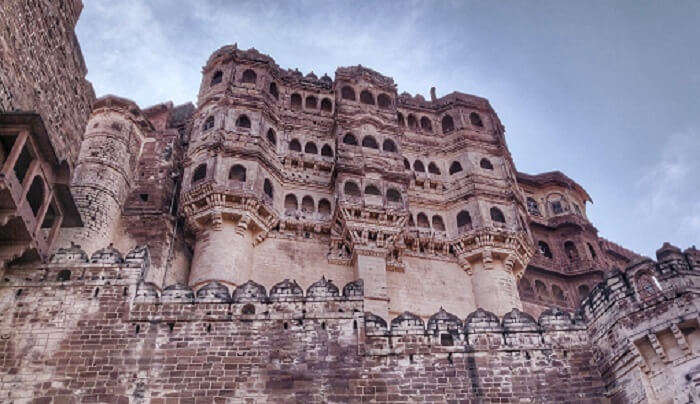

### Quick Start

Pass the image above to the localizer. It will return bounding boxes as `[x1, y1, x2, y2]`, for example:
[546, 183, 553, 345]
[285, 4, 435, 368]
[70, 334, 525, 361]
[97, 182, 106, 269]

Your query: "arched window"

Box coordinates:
[417, 212, 430, 228]
[490, 207, 506, 223]
[192, 164, 207, 184]
[538, 241, 553, 258]
[305, 95, 317, 109]
[535, 280, 548, 296]
[304, 142, 318, 154]
[284, 194, 298, 212]
[403, 158, 410, 170]
[320, 98, 332, 112]
[480, 158, 493, 170]
[229, 164, 246, 182]
[377, 93, 391, 108]
[210, 71, 223, 86]
[364, 184, 381, 196]
[413, 160, 425, 172]
[432, 215, 445, 231]
[342, 133, 357, 146]
[242, 304, 255, 315]
[269, 82, 279, 99]
[26, 176, 45, 216]
[362, 136, 379, 149]
[387, 188, 402, 203]
[321, 144, 333, 157]
[442, 115, 454, 133]
[578, 285, 590, 302]
[318, 199, 331, 217]
[202, 116, 215, 131]
[526, 197, 540, 216]
[301, 195, 314, 212]
[564, 241, 579, 261]
[382, 139, 397, 153]
[428, 162, 441, 175]
[291, 93, 302, 110]
[266, 129, 277, 145]
[344, 181, 361, 197]
[420, 116, 432, 132]
[407, 114, 417, 129]
[341, 86, 356, 100]
[588, 243, 597, 259]
[470, 112, 483, 127]
[236, 115, 251, 128]
[241, 69, 257, 84]
[457, 210, 472, 228]
[449, 161, 463, 175]
[263, 179, 273, 198]
[408, 215, 415, 227]
[289, 139, 302, 152]
[552, 285, 566, 301]
[397, 113, 405, 127]
[360, 90, 375, 105]
[57, 269, 71, 282]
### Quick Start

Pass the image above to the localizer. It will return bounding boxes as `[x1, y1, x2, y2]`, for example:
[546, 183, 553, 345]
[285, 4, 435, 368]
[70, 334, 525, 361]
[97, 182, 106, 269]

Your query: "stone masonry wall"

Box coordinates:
[0, 0, 95, 170]
[0, 244, 606, 403]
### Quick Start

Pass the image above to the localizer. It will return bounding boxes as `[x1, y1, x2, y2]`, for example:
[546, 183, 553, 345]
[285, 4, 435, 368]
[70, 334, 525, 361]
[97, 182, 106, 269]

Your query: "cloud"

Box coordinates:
[635, 129, 700, 247]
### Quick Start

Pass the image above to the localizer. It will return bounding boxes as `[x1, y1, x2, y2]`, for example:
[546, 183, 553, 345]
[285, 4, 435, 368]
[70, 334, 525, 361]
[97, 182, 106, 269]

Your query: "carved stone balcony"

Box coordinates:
[0, 113, 82, 265]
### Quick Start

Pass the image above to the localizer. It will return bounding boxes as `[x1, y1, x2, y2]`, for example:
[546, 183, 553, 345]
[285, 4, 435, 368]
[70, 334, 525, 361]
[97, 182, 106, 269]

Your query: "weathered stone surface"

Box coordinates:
[0, 3, 698, 402]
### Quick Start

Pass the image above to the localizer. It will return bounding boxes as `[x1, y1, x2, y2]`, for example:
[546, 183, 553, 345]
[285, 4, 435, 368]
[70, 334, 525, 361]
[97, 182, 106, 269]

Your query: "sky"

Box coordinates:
[75, 1, 700, 258]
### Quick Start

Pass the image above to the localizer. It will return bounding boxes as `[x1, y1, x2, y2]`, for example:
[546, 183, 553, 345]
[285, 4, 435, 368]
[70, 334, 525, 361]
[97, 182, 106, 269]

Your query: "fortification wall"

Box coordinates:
[0, 244, 605, 403]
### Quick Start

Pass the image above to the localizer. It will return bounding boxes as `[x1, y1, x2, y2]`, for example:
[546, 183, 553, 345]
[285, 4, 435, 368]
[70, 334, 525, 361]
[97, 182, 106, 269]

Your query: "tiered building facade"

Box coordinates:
[0, 2, 698, 402]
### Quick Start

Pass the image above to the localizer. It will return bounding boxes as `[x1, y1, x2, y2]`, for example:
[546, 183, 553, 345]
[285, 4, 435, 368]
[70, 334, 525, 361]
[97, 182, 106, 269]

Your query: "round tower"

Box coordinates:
[55, 95, 149, 255]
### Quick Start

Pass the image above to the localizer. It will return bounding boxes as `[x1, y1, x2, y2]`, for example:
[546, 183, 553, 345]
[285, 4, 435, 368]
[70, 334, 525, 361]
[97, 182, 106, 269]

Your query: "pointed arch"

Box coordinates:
[241, 69, 257, 84]
[289, 139, 302, 152]
[304, 142, 318, 154]
[490, 207, 506, 223]
[413, 160, 425, 172]
[449, 161, 463, 175]
[321, 144, 334, 157]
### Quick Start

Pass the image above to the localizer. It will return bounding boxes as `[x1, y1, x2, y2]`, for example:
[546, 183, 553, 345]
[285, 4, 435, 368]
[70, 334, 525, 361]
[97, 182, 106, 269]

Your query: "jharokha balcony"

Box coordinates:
[0, 113, 82, 266]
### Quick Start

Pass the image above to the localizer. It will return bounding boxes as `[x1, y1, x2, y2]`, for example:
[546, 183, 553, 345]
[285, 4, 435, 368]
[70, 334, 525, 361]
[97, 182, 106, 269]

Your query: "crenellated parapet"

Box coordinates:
[578, 243, 700, 402]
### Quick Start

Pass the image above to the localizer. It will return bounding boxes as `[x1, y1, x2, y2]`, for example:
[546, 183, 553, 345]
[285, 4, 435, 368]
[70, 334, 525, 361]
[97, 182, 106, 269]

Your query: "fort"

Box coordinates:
[0, 1, 698, 402]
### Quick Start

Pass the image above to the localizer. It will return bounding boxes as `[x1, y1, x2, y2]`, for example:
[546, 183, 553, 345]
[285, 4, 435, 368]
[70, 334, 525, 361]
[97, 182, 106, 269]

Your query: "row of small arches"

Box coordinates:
[397, 112, 483, 134]
[190, 164, 275, 203]
[209, 69, 335, 113]
[340, 86, 392, 109]
[289, 139, 334, 157]
[341, 133, 397, 153]
[520, 279, 569, 303]
[342, 181, 403, 203]
[406, 208, 505, 230]
[537, 240, 597, 262]
[201, 114, 250, 132]
[403, 158, 492, 175]
[284, 194, 332, 216]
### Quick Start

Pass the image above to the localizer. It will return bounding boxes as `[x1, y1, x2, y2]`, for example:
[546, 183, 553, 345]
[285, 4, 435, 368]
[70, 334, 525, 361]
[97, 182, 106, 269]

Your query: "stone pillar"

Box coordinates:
[55, 98, 145, 255]
[354, 252, 389, 319]
[188, 221, 254, 289]
[471, 259, 522, 316]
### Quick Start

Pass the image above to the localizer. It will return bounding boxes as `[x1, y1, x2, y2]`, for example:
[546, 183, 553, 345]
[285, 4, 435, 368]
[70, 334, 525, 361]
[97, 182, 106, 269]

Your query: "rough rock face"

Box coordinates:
[0, 3, 698, 403]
